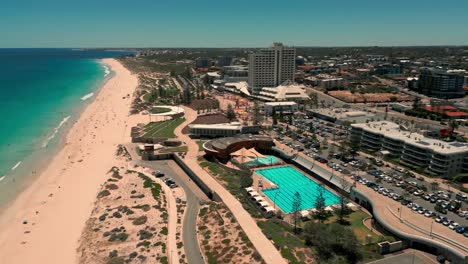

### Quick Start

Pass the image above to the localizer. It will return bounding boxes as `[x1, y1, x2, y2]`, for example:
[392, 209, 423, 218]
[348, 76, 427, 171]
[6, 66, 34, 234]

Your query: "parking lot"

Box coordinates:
[271, 113, 468, 237]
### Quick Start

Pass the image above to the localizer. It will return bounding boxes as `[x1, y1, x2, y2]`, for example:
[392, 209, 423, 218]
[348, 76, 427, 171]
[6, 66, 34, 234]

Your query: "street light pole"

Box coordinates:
[430, 220, 433, 237]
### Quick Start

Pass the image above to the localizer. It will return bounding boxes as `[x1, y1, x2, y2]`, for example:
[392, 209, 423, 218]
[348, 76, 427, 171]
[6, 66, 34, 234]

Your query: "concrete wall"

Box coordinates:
[351, 189, 467, 263]
[378, 241, 404, 254]
[171, 154, 216, 201]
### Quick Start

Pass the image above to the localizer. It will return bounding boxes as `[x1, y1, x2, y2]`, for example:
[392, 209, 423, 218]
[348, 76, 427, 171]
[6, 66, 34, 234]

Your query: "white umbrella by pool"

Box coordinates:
[245, 187, 254, 193]
[300, 210, 310, 218]
[324, 206, 334, 212]
[346, 202, 358, 211]
[310, 208, 318, 213]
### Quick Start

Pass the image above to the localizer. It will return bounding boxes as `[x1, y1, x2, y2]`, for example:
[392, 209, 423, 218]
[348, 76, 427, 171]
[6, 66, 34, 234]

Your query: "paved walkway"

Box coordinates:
[174, 106, 286, 264]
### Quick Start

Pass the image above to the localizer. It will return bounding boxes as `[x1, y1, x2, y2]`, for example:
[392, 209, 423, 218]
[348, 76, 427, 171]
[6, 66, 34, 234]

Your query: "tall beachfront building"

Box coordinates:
[248, 43, 295, 94]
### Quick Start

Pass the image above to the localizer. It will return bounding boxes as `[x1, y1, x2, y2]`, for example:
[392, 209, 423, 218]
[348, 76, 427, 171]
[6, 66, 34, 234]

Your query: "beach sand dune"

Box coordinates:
[0, 59, 138, 264]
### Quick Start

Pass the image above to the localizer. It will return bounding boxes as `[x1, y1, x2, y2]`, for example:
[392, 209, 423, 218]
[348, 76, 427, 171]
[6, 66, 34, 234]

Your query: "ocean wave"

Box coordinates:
[103, 65, 111, 77]
[81, 92, 94, 101]
[0, 175, 5, 182]
[42, 115, 71, 148]
[11, 161, 22, 170]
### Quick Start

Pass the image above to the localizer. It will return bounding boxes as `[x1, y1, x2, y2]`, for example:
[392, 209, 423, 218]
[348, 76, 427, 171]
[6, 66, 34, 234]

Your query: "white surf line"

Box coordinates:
[11, 161, 22, 170]
[42, 115, 71, 148]
[81, 92, 94, 101]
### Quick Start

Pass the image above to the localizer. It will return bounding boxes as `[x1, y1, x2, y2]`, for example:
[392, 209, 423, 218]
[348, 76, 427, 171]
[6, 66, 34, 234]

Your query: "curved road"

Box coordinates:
[138, 160, 207, 264]
[174, 106, 287, 264]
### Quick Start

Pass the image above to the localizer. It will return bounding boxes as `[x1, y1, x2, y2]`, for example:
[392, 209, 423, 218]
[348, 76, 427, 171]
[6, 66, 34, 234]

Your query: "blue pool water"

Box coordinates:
[257, 166, 340, 213]
[243, 156, 279, 166]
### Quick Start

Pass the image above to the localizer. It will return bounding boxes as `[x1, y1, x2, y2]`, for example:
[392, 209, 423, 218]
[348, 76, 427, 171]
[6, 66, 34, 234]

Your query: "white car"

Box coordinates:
[449, 222, 459, 230]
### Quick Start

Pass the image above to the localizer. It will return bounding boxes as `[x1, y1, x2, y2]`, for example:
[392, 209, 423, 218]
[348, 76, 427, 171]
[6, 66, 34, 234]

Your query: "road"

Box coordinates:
[137, 159, 207, 264]
[174, 105, 287, 264]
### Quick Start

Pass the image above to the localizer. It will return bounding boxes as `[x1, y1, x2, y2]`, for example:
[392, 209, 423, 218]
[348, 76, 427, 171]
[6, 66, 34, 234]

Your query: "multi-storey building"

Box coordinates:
[195, 57, 212, 68]
[416, 69, 465, 99]
[248, 43, 295, 94]
[350, 121, 468, 177]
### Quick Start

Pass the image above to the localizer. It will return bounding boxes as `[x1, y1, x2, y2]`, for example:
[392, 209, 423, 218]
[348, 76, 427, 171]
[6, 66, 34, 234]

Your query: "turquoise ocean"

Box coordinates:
[0, 48, 134, 207]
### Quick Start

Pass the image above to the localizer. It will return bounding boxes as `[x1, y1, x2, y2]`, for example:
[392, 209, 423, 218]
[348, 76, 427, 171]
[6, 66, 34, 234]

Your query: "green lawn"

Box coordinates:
[196, 140, 206, 151]
[325, 210, 395, 244]
[143, 118, 185, 139]
[158, 146, 188, 153]
[150, 106, 172, 114]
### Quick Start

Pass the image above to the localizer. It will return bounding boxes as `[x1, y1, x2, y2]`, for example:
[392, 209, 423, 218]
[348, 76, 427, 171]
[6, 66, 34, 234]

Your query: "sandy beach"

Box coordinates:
[0, 59, 138, 264]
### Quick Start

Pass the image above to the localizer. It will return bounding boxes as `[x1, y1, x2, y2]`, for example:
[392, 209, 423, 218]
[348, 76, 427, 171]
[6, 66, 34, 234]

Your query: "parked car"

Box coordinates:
[455, 226, 467, 234]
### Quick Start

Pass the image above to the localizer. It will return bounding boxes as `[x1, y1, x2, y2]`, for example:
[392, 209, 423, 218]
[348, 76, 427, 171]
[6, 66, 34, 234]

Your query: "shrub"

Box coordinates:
[132, 215, 148, 226]
[98, 190, 111, 198]
[106, 184, 119, 190]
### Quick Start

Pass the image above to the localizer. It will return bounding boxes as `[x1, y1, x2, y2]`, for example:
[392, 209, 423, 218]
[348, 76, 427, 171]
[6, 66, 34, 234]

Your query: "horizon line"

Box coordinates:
[1, 44, 468, 49]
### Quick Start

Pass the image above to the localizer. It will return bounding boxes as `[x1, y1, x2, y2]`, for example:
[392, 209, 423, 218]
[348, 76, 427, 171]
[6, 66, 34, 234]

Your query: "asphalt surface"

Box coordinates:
[137, 159, 208, 264]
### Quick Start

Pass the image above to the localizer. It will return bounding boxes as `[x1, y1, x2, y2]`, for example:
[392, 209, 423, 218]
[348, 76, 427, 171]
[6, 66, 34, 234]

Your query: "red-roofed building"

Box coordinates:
[445, 111, 468, 120]
[424, 105, 456, 114]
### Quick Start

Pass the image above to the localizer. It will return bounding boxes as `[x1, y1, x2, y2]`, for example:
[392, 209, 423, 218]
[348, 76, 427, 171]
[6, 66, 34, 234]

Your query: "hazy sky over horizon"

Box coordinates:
[1, 0, 467, 48]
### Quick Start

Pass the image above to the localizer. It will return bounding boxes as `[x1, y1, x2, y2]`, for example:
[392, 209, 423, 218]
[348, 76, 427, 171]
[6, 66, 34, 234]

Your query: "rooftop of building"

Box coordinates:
[204, 134, 273, 152]
[259, 82, 310, 101]
[189, 122, 243, 130]
[264, 101, 297, 106]
[352, 121, 468, 155]
[309, 108, 370, 119]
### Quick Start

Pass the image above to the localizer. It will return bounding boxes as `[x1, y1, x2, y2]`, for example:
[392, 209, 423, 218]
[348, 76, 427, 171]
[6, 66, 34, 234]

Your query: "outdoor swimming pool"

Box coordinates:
[243, 155, 279, 167]
[257, 166, 340, 213]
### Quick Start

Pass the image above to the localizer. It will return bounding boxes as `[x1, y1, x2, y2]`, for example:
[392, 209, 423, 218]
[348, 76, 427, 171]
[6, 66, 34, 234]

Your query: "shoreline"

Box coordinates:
[0, 60, 114, 213]
[0, 58, 138, 264]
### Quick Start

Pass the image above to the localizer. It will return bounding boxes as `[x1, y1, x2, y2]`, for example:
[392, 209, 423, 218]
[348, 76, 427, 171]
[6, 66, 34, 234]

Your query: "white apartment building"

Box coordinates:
[350, 121, 468, 177]
[248, 43, 295, 94]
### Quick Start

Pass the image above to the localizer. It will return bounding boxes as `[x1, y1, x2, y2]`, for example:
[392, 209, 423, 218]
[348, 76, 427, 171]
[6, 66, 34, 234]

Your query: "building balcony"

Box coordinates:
[382, 144, 402, 153]
[362, 136, 382, 145]
[429, 166, 448, 174]
[361, 141, 381, 150]
[432, 154, 450, 162]
[401, 154, 428, 166]
[362, 132, 382, 140]
[430, 159, 449, 167]
[402, 148, 428, 160]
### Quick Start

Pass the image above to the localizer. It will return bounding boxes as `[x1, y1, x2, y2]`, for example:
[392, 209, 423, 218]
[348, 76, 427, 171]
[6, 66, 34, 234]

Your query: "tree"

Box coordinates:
[272, 108, 278, 125]
[292, 192, 302, 234]
[412, 97, 421, 110]
[313, 184, 329, 222]
[449, 120, 459, 136]
[309, 92, 319, 109]
[431, 182, 439, 191]
[303, 222, 362, 263]
[252, 101, 263, 125]
[226, 104, 236, 121]
[389, 96, 398, 102]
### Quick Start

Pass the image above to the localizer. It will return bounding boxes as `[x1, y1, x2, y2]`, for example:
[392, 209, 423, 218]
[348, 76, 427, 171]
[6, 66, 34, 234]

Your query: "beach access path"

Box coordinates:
[0, 59, 138, 264]
[173, 106, 286, 264]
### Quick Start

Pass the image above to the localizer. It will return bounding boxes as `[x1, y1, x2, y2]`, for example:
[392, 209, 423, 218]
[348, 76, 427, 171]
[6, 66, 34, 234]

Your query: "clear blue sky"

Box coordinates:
[1, 0, 467, 48]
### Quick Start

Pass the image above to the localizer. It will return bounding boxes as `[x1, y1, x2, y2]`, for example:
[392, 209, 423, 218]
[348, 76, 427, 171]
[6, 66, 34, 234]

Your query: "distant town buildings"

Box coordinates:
[374, 64, 403, 77]
[217, 56, 233, 67]
[351, 121, 468, 177]
[223, 65, 249, 82]
[248, 43, 295, 94]
[195, 57, 212, 68]
[416, 69, 465, 99]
